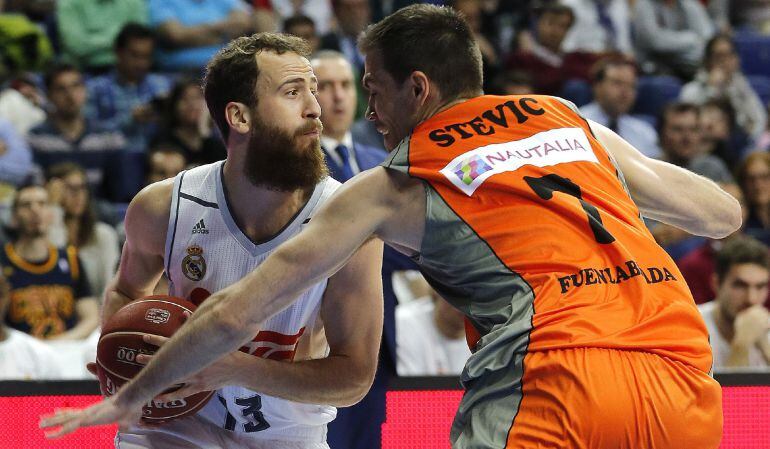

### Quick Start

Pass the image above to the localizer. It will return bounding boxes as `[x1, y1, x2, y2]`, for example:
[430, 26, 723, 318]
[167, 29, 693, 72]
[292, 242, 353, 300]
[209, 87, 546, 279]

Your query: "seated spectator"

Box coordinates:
[581, 56, 661, 158]
[700, 99, 750, 167]
[0, 12, 53, 76]
[0, 74, 46, 136]
[320, 0, 371, 73]
[489, 70, 535, 95]
[736, 152, 770, 246]
[396, 290, 471, 376]
[506, 2, 599, 95]
[730, 0, 770, 34]
[151, 79, 226, 166]
[0, 273, 61, 379]
[1, 183, 98, 340]
[46, 163, 119, 300]
[0, 117, 33, 188]
[678, 182, 748, 304]
[27, 64, 127, 199]
[680, 34, 767, 141]
[451, 0, 500, 90]
[698, 236, 770, 369]
[150, 0, 255, 72]
[86, 23, 172, 153]
[259, 0, 334, 36]
[658, 102, 732, 183]
[146, 144, 188, 185]
[283, 15, 320, 53]
[632, 0, 714, 78]
[561, 0, 632, 55]
[56, 0, 147, 72]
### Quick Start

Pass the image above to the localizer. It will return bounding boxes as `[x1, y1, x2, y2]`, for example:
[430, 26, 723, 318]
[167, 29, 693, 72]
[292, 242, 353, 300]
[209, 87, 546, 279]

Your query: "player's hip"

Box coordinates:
[452, 347, 722, 449]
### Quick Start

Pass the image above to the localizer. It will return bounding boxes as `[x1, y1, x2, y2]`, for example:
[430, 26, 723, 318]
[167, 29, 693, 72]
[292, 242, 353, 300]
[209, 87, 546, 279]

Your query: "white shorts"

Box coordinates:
[115, 414, 330, 449]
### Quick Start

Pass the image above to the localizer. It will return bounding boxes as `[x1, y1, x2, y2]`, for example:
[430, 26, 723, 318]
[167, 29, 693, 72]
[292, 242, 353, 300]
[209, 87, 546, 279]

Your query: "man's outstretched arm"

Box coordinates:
[40, 167, 409, 437]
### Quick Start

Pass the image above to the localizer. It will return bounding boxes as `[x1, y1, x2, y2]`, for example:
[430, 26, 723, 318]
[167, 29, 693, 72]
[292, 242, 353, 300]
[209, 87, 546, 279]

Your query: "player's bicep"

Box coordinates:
[320, 238, 383, 364]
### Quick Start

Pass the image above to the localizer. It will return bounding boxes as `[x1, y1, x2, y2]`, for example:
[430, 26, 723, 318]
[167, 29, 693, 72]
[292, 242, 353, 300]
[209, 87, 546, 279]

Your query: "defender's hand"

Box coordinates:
[39, 395, 142, 439]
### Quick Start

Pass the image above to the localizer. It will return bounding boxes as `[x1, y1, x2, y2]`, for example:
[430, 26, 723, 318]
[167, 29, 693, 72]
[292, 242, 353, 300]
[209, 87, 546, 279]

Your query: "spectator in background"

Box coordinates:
[730, 0, 770, 34]
[152, 79, 226, 166]
[0, 74, 46, 136]
[698, 236, 770, 369]
[27, 64, 127, 199]
[680, 34, 767, 141]
[0, 118, 33, 189]
[56, 0, 147, 72]
[658, 102, 732, 183]
[396, 289, 471, 376]
[46, 163, 119, 300]
[736, 152, 770, 246]
[561, 0, 632, 55]
[506, 2, 598, 95]
[256, 0, 334, 36]
[283, 15, 320, 53]
[86, 24, 171, 154]
[146, 144, 188, 185]
[149, 0, 255, 72]
[581, 56, 662, 158]
[320, 0, 371, 73]
[0, 272, 61, 379]
[1, 184, 98, 340]
[632, 0, 714, 78]
[451, 0, 500, 90]
[489, 69, 534, 95]
[700, 99, 750, 167]
[678, 182, 748, 304]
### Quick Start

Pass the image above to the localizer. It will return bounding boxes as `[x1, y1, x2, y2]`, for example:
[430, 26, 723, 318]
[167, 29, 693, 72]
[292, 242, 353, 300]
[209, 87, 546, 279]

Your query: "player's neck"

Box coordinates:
[12, 237, 51, 263]
[221, 160, 313, 242]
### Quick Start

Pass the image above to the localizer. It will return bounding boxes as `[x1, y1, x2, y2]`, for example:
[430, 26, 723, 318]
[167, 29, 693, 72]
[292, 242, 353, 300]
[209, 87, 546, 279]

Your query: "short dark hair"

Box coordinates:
[12, 182, 47, 212]
[591, 54, 638, 85]
[715, 236, 770, 282]
[44, 62, 80, 91]
[704, 33, 735, 70]
[358, 4, 483, 100]
[115, 23, 155, 50]
[533, 1, 575, 27]
[657, 101, 699, 135]
[203, 33, 311, 142]
[283, 15, 316, 33]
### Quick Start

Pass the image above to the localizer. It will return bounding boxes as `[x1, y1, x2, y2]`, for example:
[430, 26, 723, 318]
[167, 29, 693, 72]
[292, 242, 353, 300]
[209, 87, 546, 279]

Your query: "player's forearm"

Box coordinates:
[230, 353, 374, 407]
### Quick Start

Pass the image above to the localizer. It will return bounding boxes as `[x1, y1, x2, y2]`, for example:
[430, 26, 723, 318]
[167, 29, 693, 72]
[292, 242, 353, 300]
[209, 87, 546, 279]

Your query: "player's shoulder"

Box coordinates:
[123, 178, 175, 250]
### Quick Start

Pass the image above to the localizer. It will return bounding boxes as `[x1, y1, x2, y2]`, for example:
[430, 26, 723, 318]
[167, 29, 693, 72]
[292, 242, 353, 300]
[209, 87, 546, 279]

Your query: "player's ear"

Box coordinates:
[225, 102, 252, 136]
[409, 71, 430, 106]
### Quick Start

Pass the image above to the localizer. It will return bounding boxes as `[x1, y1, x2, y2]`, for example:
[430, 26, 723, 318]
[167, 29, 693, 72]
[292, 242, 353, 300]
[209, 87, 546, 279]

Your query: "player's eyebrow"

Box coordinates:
[279, 76, 318, 89]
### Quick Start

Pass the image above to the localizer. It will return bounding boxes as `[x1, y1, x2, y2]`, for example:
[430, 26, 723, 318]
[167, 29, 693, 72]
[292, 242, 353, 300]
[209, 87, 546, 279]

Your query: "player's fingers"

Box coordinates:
[39, 409, 77, 428]
[86, 362, 98, 375]
[142, 334, 168, 347]
[135, 353, 153, 365]
[45, 417, 82, 439]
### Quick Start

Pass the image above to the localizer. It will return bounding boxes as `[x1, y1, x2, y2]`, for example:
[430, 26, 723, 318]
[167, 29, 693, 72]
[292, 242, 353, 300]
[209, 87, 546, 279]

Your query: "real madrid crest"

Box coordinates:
[182, 244, 207, 281]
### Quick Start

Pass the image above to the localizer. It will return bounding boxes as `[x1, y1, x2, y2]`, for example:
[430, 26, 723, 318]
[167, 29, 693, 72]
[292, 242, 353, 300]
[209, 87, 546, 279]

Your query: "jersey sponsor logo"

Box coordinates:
[181, 245, 207, 281]
[440, 127, 598, 196]
[557, 260, 678, 293]
[191, 219, 209, 235]
[145, 308, 170, 324]
[240, 327, 306, 361]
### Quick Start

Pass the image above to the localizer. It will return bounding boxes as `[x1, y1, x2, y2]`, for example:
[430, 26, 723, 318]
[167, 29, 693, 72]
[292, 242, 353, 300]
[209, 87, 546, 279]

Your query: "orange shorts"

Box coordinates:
[505, 348, 722, 449]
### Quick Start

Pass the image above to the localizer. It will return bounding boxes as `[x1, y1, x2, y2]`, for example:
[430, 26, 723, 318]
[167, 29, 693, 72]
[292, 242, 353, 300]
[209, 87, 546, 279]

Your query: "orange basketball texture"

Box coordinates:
[96, 295, 214, 422]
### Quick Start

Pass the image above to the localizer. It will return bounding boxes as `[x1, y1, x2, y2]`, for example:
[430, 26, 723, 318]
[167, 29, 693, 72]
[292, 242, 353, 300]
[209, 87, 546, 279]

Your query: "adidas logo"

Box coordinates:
[191, 219, 209, 235]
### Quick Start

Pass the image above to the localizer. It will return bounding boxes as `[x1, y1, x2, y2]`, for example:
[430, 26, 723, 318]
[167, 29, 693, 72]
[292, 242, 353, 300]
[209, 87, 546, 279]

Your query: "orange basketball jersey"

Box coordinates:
[383, 95, 712, 373]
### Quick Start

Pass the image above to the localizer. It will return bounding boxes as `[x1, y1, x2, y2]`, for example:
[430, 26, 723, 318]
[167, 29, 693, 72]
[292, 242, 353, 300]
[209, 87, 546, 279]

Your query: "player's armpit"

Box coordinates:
[589, 119, 741, 238]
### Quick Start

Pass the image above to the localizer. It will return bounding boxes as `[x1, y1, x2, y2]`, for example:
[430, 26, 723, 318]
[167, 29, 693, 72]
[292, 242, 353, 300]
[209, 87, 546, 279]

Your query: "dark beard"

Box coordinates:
[244, 118, 328, 191]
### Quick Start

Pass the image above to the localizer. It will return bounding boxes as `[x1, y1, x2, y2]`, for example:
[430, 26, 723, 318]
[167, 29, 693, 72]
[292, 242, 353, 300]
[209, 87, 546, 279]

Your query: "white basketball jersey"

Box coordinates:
[164, 161, 340, 443]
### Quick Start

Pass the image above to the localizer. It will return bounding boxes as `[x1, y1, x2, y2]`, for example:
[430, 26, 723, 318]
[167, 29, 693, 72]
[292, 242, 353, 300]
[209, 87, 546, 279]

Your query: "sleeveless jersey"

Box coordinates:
[1, 244, 88, 338]
[164, 162, 339, 443]
[383, 94, 712, 374]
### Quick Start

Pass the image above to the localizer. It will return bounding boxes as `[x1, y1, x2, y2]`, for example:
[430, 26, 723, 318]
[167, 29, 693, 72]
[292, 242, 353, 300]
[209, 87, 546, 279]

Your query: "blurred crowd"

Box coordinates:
[0, 0, 770, 382]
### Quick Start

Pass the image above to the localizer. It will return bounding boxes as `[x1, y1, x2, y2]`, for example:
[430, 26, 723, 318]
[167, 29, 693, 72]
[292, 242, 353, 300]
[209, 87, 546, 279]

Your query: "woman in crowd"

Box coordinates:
[47, 163, 119, 299]
[152, 79, 226, 166]
[736, 152, 770, 245]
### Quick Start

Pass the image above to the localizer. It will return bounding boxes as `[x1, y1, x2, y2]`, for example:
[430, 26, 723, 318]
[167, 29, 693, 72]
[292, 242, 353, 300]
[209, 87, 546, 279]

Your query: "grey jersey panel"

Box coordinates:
[418, 186, 535, 449]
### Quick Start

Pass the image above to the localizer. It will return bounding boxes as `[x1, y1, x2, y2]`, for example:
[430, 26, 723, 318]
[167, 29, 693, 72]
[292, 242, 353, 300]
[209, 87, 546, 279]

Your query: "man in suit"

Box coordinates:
[311, 49, 416, 449]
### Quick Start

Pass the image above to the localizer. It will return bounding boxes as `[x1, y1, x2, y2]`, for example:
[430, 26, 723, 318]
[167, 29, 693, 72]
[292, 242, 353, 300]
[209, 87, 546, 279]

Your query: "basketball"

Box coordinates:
[96, 295, 214, 423]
